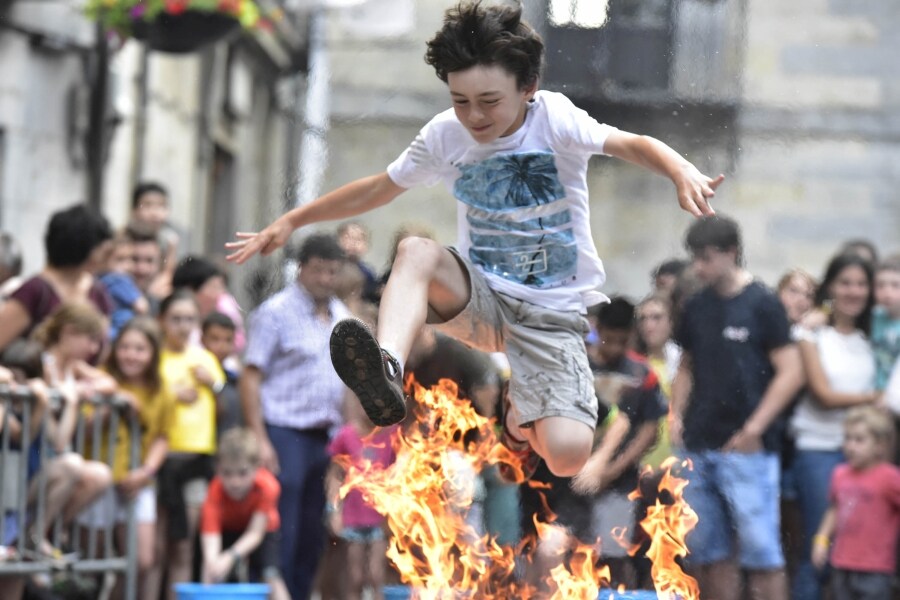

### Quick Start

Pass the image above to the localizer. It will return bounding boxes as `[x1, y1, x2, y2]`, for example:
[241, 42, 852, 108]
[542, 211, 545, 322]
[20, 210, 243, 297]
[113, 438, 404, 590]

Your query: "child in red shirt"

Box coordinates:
[200, 428, 289, 599]
[812, 406, 900, 599]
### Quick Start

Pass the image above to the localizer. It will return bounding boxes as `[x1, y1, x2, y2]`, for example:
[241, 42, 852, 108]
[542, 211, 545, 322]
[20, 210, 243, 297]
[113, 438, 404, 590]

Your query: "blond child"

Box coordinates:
[200, 428, 288, 600]
[811, 406, 900, 599]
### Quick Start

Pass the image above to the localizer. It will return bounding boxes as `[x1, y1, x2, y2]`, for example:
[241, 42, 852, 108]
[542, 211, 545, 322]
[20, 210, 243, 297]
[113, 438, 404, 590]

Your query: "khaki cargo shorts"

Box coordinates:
[433, 248, 598, 429]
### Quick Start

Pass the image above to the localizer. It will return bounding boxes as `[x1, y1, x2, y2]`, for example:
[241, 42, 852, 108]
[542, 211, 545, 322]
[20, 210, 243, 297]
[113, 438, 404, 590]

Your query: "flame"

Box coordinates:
[626, 457, 701, 600]
[337, 377, 612, 599]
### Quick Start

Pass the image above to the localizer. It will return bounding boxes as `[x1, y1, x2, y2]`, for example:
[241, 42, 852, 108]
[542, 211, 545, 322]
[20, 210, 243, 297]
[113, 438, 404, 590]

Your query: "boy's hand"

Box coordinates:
[117, 467, 152, 499]
[722, 425, 763, 454]
[668, 413, 684, 448]
[810, 539, 829, 571]
[259, 435, 280, 475]
[674, 164, 723, 218]
[225, 216, 294, 264]
[26, 379, 51, 406]
[594, 373, 638, 407]
[207, 553, 235, 583]
[799, 308, 828, 331]
[174, 384, 199, 404]
[570, 452, 607, 496]
[192, 365, 215, 387]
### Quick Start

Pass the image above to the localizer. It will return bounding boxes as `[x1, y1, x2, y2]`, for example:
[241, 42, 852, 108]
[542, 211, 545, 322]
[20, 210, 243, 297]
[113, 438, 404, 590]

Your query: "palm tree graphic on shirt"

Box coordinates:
[454, 151, 576, 288]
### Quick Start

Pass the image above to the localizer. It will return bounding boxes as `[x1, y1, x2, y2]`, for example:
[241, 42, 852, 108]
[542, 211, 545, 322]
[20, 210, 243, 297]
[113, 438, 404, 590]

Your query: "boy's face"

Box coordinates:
[447, 64, 535, 144]
[594, 327, 630, 365]
[690, 246, 737, 287]
[132, 241, 162, 291]
[339, 225, 369, 261]
[637, 301, 671, 350]
[875, 269, 900, 316]
[779, 274, 815, 324]
[195, 275, 226, 317]
[133, 192, 169, 230]
[843, 422, 881, 470]
[201, 324, 235, 363]
[109, 242, 135, 275]
[298, 257, 342, 302]
[218, 458, 257, 501]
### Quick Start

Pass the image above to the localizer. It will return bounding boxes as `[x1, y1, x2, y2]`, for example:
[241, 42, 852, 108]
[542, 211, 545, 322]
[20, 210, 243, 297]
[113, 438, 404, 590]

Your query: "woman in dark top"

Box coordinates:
[0, 204, 114, 353]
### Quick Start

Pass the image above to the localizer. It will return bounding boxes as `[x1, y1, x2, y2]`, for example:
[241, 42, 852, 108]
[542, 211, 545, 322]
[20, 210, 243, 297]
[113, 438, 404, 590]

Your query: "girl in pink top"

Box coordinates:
[812, 406, 900, 599]
[326, 396, 397, 600]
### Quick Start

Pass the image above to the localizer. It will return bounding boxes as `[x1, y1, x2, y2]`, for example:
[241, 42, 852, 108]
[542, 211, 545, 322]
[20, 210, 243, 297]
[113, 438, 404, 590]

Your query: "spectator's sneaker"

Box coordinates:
[497, 383, 540, 483]
[330, 318, 407, 426]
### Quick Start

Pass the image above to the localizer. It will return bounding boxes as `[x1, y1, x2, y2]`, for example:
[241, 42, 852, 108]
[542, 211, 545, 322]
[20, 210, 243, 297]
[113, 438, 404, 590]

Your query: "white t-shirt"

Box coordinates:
[790, 326, 876, 451]
[387, 90, 617, 312]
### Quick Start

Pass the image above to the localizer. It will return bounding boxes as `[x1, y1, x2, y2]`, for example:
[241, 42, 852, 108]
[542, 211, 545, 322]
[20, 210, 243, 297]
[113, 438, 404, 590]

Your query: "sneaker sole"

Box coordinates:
[330, 318, 407, 426]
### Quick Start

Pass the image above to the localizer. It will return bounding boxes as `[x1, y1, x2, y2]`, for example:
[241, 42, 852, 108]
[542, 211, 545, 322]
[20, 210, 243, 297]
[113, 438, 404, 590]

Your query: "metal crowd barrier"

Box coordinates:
[0, 383, 140, 600]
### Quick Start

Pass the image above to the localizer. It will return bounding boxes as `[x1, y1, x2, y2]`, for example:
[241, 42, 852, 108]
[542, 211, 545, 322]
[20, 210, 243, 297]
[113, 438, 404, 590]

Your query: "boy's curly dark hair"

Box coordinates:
[425, 1, 544, 90]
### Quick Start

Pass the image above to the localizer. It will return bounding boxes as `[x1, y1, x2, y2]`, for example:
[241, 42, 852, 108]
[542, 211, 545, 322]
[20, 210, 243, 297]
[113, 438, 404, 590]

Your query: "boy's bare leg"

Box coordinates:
[526, 523, 570, 596]
[747, 569, 788, 600]
[693, 560, 741, 600]
[506, 403, 593, 478]
[368, 537, 388, 600]
[268, 576, 291, 600]
[376, 237, 470, 363]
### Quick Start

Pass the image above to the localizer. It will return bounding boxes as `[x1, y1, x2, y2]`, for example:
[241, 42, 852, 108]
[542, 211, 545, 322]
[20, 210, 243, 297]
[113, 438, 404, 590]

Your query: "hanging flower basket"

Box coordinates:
[86, 0, 272, 53]
[131, 10, 240, 53]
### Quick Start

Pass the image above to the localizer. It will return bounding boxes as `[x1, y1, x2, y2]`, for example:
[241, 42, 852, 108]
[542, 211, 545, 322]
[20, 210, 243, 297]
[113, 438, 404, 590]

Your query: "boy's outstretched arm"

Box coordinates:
[226, 172, 406, 264]
[603, 131, 724, 218]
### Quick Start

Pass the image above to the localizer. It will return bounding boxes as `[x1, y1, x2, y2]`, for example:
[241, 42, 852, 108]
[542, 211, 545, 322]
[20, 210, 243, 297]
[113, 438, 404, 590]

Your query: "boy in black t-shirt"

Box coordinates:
[671, 216, 803, 600]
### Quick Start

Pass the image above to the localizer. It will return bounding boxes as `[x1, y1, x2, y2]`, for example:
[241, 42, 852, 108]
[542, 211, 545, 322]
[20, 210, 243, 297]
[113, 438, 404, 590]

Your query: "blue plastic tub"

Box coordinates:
[174, 583, 270, 599]
[381, 586, 659, 599]
[383, 585, 412, 599]
[598, 591, 659, 600]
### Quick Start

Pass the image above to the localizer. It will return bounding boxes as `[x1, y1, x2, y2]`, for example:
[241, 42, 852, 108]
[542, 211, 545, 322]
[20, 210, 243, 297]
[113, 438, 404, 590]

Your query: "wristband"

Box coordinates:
[813, 534, 830, 549]
[212, 380, 226, 395]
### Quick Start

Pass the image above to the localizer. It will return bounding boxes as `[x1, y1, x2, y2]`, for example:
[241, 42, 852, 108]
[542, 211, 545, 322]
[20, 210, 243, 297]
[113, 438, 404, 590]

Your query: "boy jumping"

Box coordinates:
[227, 1, 722, 478]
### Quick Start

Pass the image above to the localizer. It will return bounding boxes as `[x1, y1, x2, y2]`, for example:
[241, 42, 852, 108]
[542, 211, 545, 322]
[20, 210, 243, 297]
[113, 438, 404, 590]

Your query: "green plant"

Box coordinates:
[86, 0, 272, 38]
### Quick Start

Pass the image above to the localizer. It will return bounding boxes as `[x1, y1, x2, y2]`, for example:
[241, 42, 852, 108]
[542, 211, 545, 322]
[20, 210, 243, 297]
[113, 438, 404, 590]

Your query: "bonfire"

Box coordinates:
[334, 378, 699, 600]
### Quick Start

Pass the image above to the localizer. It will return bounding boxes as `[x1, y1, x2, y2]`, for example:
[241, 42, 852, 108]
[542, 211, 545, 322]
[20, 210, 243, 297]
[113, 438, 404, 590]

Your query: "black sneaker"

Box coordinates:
[330, 318, 407, 426]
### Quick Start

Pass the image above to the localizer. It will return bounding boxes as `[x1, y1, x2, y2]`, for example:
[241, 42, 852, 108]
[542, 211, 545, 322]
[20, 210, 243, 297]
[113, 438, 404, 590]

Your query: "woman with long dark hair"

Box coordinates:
[789, 252, 877, 600]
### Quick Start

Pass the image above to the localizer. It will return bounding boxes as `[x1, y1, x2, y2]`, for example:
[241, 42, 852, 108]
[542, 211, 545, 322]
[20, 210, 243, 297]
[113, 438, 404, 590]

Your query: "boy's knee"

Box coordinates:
[538, 424, 593, 477]
[543, 441, 591, 477]
[395, 236, 441, 267]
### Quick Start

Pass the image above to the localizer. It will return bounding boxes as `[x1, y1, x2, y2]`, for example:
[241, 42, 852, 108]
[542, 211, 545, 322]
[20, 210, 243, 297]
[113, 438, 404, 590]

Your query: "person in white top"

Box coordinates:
[226, 2, 723, 481]
[789, 252, 878, 600]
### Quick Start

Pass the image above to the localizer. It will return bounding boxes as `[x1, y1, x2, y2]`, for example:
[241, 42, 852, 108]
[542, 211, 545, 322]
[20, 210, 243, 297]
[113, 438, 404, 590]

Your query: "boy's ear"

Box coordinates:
[523, 79, 539, 100]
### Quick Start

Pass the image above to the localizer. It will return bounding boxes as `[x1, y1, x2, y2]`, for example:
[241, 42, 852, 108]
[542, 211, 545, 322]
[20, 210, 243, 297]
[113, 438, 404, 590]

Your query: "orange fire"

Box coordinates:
[336, 378, 611, 599]
[337, 379, 700, 599]
[624, 458, 701, 600]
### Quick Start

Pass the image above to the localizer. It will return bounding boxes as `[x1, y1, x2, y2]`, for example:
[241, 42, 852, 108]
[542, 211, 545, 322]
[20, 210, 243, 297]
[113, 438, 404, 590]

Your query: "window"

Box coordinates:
[548, 0, 610, 28]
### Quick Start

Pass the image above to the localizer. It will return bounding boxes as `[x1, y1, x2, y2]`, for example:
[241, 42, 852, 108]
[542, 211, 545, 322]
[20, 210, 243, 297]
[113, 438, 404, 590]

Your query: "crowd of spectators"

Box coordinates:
[0, 186, 898, 600]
